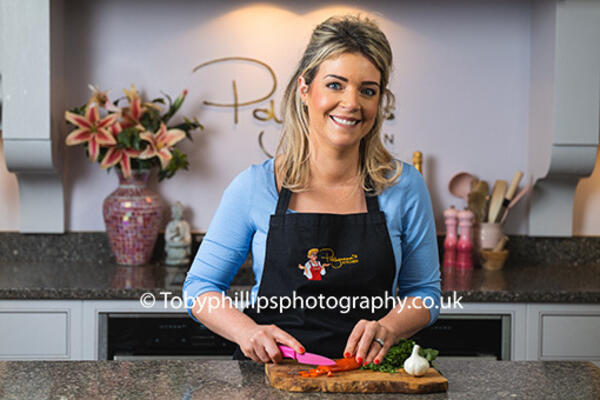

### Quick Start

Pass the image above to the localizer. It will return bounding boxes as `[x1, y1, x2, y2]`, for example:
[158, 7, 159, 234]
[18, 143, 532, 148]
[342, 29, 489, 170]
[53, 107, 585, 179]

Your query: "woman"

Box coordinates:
[183, 15, 441, 366]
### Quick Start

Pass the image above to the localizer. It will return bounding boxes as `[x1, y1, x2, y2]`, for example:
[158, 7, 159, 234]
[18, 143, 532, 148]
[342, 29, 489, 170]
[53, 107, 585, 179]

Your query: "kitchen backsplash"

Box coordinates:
[1, 232, 599, 267]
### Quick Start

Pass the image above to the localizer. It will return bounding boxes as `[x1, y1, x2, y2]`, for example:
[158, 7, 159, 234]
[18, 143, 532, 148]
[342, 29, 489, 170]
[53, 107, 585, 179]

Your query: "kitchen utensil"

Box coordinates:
[487, 180, 507, 223]
[448, 172, 475, 200]
[467, 180, 488, 224]
[479, 249, 509, 271]
[493, 235, 509, 252]
[278, 345, 336, 366]
[494, 171, 523, 222]
[265, 360, 448, 393]
[499, 182, 532, 224]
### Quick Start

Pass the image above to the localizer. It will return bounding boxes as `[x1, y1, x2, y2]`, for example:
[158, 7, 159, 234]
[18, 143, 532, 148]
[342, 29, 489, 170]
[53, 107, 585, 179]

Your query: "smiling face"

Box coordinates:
[299, 52, 382, 153]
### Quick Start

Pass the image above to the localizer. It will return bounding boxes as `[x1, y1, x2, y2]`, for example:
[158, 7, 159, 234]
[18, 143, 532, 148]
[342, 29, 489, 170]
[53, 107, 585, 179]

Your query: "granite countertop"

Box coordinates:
[0, 359, 598, 400]
[0, 260, 599, 303]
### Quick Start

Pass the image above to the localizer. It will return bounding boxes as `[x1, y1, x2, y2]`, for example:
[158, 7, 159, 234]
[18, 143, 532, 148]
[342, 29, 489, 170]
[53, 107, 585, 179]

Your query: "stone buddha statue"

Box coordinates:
[165, 201, 192, 265]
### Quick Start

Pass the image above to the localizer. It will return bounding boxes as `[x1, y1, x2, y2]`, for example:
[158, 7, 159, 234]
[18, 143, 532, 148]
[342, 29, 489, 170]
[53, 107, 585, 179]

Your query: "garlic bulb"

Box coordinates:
[403, 344, 430, 377]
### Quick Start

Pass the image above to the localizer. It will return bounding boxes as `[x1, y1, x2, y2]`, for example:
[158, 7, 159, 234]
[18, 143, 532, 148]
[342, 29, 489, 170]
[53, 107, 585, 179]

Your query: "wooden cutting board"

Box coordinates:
[265, 360, 448, 393]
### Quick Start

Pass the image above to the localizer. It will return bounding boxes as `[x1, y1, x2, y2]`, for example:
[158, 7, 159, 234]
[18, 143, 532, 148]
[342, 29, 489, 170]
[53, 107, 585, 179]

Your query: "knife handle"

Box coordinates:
[278, 345, 296, 360]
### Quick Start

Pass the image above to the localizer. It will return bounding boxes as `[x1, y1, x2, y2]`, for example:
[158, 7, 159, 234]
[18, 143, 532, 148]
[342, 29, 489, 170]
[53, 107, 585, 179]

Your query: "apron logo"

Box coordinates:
[320, 248, 359, 269]
[297, 248, 330, 281]
[297, 248, 359, 280]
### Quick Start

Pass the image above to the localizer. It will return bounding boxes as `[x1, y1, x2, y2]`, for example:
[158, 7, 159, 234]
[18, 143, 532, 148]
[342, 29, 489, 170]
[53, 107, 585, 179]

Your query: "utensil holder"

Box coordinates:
[480, 223, 504, 249]
[473, 222, 504, 266]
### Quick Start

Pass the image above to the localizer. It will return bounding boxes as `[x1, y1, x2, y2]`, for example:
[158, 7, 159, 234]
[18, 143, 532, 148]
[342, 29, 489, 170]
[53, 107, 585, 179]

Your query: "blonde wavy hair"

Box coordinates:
[276, 15, 401, 195]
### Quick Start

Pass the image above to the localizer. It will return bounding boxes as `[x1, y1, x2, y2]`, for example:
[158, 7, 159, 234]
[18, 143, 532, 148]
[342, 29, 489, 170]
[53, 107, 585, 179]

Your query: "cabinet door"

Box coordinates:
[527, 304, 600, 361]
[0, 301, 82, 360]
[541, 315, 600, 358]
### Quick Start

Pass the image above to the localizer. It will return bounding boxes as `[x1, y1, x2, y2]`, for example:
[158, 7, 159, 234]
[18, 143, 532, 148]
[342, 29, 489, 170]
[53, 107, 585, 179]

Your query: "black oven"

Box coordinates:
[99, 313, 236, 360]
[412, 314, 511, 360]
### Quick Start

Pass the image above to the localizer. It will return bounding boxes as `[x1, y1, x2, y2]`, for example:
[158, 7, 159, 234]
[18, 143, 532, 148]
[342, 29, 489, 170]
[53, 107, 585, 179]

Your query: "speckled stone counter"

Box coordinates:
[0, 360, 598, 400]
[0, 260, 598, 303]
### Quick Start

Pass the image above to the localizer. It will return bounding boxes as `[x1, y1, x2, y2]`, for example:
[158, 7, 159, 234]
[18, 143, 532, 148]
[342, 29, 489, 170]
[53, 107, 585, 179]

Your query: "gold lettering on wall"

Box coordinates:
[192, 57, 281, 125]
[253, 99, 282, 124]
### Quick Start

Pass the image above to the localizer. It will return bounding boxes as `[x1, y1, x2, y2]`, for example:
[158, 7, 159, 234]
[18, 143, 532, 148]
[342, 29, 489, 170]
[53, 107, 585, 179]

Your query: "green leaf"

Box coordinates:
[158, 148, 189, 181]
[133, 133, 142, 151]
[161, 91, 188, 124]
[359, 339, 438, 374]
[161, 92, 173, 107]
[420, 348, 439, 362]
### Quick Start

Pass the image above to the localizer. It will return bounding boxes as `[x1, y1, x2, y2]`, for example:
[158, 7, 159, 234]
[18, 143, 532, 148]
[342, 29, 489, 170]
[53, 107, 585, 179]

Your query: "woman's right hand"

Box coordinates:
[238, 324, 305, 364]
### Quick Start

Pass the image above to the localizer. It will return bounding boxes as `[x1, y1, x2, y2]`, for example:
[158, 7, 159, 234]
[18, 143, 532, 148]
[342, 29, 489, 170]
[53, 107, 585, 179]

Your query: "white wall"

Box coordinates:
[0, 0, 598, 235]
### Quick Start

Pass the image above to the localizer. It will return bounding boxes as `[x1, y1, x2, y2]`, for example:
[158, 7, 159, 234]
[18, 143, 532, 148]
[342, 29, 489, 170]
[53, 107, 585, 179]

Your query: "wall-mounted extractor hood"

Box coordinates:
[0, 0, 65, 233]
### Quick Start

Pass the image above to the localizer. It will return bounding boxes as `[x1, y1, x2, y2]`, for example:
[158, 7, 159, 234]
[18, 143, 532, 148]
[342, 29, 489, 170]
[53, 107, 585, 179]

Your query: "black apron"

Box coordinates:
[233, 185, 396, 360]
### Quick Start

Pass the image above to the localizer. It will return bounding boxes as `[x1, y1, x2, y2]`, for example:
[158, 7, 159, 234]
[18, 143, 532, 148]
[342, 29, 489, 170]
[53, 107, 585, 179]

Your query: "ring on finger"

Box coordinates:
[373, 337, 385, 347]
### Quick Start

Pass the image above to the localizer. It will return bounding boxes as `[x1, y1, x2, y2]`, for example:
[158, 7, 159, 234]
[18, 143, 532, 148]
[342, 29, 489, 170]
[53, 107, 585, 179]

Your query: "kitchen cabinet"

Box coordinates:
[526, 304, 600, 361]
[0, 300, 82, 360]
[0, 299, 181, 360]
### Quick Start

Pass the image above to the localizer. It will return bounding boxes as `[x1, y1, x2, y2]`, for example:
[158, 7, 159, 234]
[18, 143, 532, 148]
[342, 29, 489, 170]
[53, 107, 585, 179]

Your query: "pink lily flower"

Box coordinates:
[121, 84, 163, 128]
[121, 84, 153, 130]
[121, 95, 145, 130]
[65, 106, 118, 162]
[138, 122, 186, 169]
[87, 84, 120, 113]
[99, 122, 140, 178]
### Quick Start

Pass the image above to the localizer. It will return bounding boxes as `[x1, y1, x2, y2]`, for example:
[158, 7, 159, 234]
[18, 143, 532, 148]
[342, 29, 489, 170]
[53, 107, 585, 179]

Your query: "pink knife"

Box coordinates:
[278, 345, 336, 366]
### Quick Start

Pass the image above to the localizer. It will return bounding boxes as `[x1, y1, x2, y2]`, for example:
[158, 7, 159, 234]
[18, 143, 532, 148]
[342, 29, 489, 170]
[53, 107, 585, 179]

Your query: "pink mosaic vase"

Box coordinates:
[102, 169, 163, 265]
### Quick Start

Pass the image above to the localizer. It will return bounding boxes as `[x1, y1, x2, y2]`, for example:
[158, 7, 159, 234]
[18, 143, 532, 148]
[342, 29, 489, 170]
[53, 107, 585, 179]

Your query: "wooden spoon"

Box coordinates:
[448, 172, 475, 200]
[487, 180, 507, 223]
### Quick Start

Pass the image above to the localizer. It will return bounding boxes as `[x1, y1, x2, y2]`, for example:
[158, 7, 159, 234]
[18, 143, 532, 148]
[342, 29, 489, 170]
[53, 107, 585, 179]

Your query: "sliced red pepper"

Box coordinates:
[298, 355, 362, 378]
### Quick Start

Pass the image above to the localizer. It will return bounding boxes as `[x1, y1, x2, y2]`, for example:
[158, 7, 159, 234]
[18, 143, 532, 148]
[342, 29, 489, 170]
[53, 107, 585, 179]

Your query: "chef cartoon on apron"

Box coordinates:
[298, 248, 330, 281]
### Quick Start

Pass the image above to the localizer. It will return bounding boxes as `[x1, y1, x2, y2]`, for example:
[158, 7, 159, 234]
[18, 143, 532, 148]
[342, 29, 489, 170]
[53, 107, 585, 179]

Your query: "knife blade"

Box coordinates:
[278, 345, 336, 366]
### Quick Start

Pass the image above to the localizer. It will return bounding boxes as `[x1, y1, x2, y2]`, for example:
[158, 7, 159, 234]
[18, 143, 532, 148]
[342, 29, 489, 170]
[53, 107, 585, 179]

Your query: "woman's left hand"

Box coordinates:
[343, 319, 397, 366]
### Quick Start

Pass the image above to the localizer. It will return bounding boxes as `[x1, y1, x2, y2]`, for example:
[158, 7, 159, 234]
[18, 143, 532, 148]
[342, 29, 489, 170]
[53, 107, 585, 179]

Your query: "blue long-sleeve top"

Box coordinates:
[183, 158, 441, 326]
